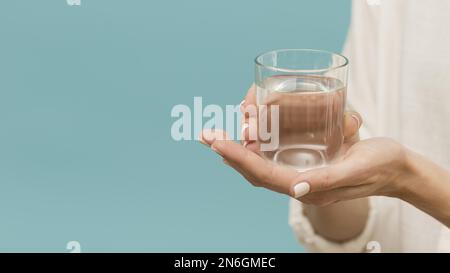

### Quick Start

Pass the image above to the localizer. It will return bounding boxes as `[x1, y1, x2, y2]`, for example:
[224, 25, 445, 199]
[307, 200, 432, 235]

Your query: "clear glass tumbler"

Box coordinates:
[255, 49, 348, 171]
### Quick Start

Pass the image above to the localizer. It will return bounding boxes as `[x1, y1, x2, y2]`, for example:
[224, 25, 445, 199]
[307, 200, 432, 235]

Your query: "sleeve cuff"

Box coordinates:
[288, 197, 377, 253]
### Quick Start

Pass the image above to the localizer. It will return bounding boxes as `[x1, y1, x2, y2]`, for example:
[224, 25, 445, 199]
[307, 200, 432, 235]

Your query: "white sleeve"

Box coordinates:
[342, 0, 380, 139]
[288, 198, 378, 253]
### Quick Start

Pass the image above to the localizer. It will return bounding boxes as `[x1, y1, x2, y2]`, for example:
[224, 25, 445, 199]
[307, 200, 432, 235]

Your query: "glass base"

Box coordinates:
[273, 144, 326, 172]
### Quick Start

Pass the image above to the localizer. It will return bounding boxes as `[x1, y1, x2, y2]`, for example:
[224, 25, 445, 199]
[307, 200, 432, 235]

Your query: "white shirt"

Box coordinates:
[289, 0, 450, 252]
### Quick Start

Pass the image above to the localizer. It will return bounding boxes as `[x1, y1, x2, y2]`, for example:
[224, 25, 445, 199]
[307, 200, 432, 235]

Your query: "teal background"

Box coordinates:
[0, 0, 350, 252]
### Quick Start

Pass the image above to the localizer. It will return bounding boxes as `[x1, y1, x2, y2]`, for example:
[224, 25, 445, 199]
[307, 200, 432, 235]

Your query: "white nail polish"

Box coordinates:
[198, 138, 208, 146]
[239, 100, 245, 107]
[294, 182, 310, 198]
[351, 114, 361, 129]
[241, 123, 249, 139]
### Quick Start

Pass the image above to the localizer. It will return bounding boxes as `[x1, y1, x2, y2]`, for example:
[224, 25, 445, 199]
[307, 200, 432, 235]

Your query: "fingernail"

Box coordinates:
[294, 182, 310, 198]
[201, 130, 216, 142]
[198, 134, 209, 146]
[241, 123, 249, 140]
[243, 141, 249, 148]
[351, 114, 361, 129]
[240, 100, 246, 113]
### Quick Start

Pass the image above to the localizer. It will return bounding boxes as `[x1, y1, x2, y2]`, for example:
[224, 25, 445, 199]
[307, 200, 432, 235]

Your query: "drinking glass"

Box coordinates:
[254, 49, 348, 171]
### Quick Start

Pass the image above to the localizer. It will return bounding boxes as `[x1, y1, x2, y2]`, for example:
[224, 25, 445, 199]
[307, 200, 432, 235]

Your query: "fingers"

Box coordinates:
[344, 111, 362, 142]
[239, 117, 260, 154]
[199, 127, 359, 188]
[240, 84, 259, 146]
[199, 128, 366, 203]
[213, 141, 295, 195]
[200, 129, 300, 196]
[241, 84, 257, 111]
[240, 116, 258, 142]
[199, 129, 231, 144]
[299, 185, 373, 207]
[201, 102, 365, 203]
[243, 140, 260, 154]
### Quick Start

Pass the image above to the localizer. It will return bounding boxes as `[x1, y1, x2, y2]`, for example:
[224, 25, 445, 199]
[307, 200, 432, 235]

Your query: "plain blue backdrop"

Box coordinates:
[0, 0, 350, 252]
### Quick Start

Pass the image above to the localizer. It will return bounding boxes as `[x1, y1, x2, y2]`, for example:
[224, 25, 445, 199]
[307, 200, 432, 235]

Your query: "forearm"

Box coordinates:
[303, 198, 369, 243]
[397, 149, 450, 227]
[301, 145, 450, 242]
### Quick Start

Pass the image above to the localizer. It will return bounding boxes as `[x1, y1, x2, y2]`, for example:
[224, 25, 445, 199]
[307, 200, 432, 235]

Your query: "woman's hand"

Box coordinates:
[199, 85, 405, 205]
[199, 85, 450, 227]
[201, 129, 411, 206]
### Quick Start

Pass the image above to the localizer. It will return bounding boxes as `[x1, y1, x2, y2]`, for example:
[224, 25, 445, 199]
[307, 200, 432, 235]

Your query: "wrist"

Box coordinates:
[390, 147, 424, 201]
[394, 148, 450, 226]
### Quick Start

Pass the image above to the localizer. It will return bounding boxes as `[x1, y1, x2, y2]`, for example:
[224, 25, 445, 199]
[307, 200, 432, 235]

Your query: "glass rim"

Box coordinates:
[255, 48, 349, 73]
